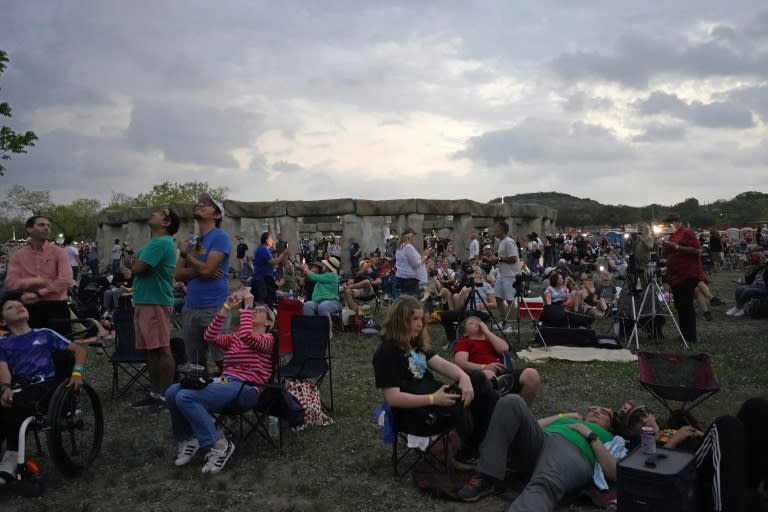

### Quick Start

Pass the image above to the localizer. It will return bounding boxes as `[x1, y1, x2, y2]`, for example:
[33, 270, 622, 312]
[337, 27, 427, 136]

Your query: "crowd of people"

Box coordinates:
[0, 204, 766, 510]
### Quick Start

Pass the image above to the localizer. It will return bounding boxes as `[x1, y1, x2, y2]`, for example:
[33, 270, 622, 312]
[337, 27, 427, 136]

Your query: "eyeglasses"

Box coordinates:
[587, 406, 613, 416]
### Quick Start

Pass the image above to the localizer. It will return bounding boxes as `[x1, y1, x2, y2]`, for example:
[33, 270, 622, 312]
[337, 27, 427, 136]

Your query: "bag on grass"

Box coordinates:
[411, 432, 472, 500]
[284, 379, 333, 430]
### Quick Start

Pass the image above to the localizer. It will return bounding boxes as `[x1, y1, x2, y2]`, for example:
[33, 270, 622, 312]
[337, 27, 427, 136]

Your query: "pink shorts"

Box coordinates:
[133, 305, 173, 350]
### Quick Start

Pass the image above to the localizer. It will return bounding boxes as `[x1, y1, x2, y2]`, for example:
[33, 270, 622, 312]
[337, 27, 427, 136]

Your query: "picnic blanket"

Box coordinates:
[516, 346, 637, 363]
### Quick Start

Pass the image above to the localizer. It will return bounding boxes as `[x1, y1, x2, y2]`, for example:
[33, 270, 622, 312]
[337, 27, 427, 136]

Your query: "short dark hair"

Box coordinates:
[0, 291, 23, 317]
[25, 215, 49, 229]
[496, 221, 509, 234]
[165, 208, 181, 236]
[260, 232, 271, 245]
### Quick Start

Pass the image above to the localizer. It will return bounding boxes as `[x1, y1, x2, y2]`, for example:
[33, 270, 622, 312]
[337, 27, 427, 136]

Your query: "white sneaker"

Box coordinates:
[725, 306, 739, 316]
[202, 440, 235, 474]
[174, 438, 200, 466]
[0, 450, 18, 484]
[732, 308, 745, 317]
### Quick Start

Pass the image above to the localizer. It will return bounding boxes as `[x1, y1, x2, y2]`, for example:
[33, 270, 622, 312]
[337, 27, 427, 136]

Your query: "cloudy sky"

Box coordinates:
[1, 1, 766, 208]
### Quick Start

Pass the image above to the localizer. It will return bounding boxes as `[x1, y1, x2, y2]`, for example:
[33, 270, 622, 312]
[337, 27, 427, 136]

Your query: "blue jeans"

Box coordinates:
[166, 377, 260, 448]
[735, 285, 768, 308]
[303, 299, 341, 319]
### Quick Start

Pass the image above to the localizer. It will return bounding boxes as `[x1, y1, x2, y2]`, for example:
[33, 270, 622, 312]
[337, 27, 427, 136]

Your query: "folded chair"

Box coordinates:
[638, 351, 720, 415]
[280, 315, 334, 414]
[377, 403, 454, 478]
[276, 297, 304, 355]
[109, 308, 151, 399]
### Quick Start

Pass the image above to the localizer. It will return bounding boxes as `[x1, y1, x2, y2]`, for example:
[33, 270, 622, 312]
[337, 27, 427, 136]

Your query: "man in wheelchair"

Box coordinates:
[0, 293, 87, 484]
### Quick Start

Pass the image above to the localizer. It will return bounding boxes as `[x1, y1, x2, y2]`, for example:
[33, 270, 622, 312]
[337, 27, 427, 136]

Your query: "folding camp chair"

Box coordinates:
[377, 403, 454, 478]
[215, 330, 287, 449]
[280, 315, 334, 414]
[276, 297, 304, 355]
[637, 351, 720, 415]
[109, 308, 151, 399]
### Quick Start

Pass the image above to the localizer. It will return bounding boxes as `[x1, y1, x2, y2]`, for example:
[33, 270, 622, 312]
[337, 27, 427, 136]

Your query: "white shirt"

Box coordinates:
[469, 239, 480, 259]
[497, 236, 521, 278]
[65, 245, 79, 267]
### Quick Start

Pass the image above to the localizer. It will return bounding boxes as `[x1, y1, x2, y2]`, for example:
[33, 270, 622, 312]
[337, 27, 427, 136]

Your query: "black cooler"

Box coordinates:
[617, 447, 697, 512]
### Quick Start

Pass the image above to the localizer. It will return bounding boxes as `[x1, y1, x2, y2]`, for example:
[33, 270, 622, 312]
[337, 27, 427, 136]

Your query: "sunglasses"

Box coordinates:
[587, 406, 613, 416]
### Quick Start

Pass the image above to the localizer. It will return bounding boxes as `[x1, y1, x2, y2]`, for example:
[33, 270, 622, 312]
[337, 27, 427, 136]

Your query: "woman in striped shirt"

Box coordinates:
[166, 296, 275, 474]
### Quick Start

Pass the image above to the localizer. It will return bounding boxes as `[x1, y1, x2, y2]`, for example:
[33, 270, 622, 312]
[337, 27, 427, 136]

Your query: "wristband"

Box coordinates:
[558, 413, 564, 418]
[73, 364, 84, 373]
[223, 303, 231, 311]
[428, 393, 434, 405]
[71, 371, 82, 378]
[480, 364, 486, 370]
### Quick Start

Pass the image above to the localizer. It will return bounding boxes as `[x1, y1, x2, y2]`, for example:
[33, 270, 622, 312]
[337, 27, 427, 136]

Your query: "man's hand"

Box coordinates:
[21, 292, 40, 304]
[485, 362, 505, 374]
[67, 374, 84, 390]
[666, 425, 704, 448]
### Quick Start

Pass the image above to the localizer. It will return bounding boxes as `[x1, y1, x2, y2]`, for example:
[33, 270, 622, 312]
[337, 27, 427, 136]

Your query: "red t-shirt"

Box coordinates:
[453, 337, 501, 365]
[665, 227, 704, 285]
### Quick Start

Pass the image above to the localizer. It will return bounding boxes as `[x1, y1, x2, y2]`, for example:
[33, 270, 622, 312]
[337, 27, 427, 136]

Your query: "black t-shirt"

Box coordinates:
[372, 339, 442, 395]
[236, 242, 249, 259]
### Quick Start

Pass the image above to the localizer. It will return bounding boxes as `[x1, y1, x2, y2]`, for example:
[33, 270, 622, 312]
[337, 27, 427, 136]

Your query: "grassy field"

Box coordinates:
[2, 270, 766, 512]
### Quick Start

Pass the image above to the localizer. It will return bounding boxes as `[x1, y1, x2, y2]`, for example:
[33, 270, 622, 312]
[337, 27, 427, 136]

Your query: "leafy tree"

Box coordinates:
[0, 184, 52, 217]
[48, 198, 102, 240]
[108, 181, 229, 209]
[0, 50, 37, 176]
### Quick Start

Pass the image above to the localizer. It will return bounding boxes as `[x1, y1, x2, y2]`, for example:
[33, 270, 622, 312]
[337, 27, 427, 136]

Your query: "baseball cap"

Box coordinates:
[197, 193, 225, 217]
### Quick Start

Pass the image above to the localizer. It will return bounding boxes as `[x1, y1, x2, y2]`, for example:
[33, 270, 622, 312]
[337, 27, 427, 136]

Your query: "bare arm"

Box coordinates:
[132, 258, 151, 274]
[0, 362, 12, 406]
[427, 354, 474, 406]
[479, 323, 508, 354]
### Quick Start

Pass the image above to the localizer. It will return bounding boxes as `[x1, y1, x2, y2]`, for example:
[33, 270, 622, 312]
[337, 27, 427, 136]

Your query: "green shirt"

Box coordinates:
[307, 271, 340, 302]
[543, 417, 613, 466]
[132, 235, 177, 306]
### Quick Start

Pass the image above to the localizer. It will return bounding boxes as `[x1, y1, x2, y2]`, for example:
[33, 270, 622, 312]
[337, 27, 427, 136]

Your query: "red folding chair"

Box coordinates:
[637, 351, 720, 414]
[276, 297, 304, 355]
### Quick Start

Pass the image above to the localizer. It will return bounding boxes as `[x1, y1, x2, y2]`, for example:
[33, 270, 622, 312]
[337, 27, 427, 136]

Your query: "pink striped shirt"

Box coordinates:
[203, 309, 274, 384]
[5, 241, 73, 301]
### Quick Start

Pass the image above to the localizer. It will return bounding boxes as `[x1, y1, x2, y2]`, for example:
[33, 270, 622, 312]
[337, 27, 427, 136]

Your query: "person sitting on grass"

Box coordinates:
[453, 315, 541, 405]
[372, 295, 500, 466]
[165, 296, 275, 475]
[342, 259, 382, 311]
[457, 395, 621, 509]
[725, 251, 768, 317]
[0, 292, 87, 484]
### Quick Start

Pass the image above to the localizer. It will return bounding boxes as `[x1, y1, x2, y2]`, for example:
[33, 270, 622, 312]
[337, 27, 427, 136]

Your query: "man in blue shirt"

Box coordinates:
[0, 292, 87, 483]
[175, 194, 231, 373]
[250, 232, 289, 306]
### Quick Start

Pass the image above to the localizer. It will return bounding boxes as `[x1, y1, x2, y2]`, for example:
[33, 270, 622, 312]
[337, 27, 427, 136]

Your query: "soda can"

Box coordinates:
[641, 426, 656, 454]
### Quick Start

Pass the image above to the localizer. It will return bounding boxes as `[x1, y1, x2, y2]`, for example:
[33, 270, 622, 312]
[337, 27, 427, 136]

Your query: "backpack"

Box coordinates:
[411, 432, 473, 500]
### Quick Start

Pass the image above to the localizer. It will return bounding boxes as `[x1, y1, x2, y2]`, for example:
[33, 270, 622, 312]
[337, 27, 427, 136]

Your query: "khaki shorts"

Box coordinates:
[134, 304, 173, 350]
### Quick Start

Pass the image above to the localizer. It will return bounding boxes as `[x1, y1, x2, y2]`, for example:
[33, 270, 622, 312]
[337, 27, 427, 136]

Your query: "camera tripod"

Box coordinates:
[627, 267, 688, 350]
[498, 276, 547, 348]
[463, 283, 508, 343]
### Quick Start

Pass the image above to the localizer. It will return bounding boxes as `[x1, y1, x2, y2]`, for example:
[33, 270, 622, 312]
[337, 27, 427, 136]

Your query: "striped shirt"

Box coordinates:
[203, 309, 274, 384]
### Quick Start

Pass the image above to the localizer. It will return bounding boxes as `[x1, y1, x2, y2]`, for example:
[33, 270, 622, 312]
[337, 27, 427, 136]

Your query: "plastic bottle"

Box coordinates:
[267, 416, 280, 438]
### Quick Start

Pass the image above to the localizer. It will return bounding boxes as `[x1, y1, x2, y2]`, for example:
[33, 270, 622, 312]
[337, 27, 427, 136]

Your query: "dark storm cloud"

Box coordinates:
[551, 14, 768, 87]
[632, 123, 687, 143]
[634, 91, 755, 129]
[455, 118, 632, 166]
[124, 100, 265, 168]
[722, 85, 768, 123]
[272, 161, 304, 173]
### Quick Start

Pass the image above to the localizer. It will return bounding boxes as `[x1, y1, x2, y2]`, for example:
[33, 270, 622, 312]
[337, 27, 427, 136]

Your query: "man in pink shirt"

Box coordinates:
[4, 216, 72, 328]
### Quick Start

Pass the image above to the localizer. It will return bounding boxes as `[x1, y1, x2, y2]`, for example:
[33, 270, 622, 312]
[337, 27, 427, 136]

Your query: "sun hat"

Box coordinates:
[322, 256, 340, 273]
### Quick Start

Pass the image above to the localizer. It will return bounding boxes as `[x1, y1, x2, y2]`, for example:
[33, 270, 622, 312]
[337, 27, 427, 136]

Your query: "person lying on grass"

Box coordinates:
[166, 296, 274, 475]
[0, 292, 87, 484]
[452, 315, 541, 405]
[372, 295, 500, 466]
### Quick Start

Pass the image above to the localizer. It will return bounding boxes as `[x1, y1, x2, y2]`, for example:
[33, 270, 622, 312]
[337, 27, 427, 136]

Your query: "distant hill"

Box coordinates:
[490, 191, 768, 229]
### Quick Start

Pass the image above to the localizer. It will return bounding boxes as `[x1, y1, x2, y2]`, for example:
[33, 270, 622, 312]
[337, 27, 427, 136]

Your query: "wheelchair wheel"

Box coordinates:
[45, 381, 104, 477]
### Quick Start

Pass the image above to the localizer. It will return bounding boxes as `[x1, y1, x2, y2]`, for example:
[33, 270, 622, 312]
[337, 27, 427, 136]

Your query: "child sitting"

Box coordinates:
[452, 315, 540, 405]
[0, 292, 88, 483]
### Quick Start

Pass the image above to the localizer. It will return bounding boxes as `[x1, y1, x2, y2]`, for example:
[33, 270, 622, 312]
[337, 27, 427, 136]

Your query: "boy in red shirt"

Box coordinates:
[453, 315, 540, 405]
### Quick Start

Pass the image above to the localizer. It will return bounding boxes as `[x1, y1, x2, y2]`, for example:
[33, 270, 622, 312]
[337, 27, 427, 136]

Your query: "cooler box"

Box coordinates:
[276, 298, 304, 354]
[519, 297, 544, 319]
[617, 447, 697, 512]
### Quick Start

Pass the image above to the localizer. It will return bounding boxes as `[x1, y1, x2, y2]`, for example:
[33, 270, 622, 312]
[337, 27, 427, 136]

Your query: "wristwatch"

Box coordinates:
[585, 432, 599, 444]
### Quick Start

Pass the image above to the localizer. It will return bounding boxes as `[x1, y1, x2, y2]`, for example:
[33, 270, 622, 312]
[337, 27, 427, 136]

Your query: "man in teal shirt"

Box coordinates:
[131, 207, 180, 412]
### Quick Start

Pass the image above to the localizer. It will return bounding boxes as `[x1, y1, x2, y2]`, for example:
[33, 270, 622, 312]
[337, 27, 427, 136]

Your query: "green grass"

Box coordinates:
[2, 270, 766, 511]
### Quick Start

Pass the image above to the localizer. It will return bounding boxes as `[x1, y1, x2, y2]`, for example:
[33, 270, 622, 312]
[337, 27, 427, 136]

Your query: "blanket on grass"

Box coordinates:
[516, 346, 637, 363]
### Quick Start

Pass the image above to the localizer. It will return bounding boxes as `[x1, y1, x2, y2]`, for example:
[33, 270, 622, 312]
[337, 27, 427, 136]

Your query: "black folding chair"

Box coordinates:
[280, 315, 334, 414]
[381, 404, 454, 478]
[638, 351, 720, 415]
[109, 308, 151, 399]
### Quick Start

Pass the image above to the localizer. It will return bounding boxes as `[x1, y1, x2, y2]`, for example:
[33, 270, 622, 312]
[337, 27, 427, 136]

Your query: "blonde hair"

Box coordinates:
[458, 314, 483, 338]
[380, 296, 431, 352]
